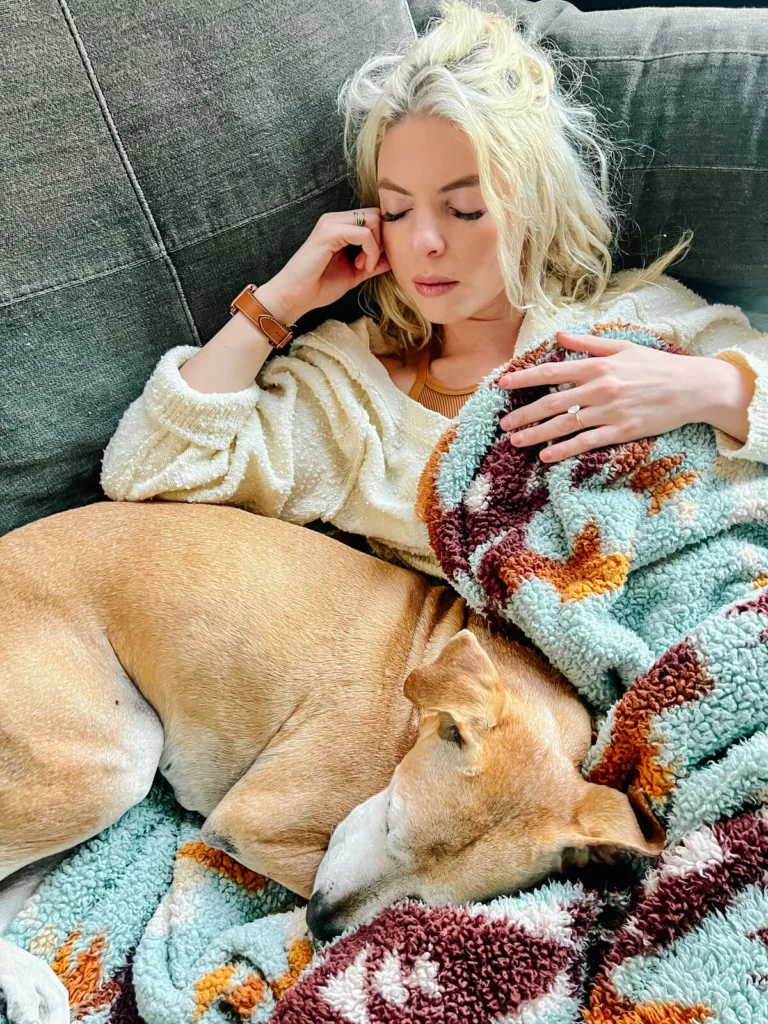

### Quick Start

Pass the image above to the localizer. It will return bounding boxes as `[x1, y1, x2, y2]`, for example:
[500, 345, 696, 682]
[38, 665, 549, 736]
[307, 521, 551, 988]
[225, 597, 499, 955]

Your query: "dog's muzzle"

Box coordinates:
[305, 892, 346, 943]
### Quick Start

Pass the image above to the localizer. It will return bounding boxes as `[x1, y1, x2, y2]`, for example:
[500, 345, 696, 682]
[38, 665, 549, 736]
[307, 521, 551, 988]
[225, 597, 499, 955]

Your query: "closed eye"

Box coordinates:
[385, 799, 403, 847]
[381, 209, 484, 222]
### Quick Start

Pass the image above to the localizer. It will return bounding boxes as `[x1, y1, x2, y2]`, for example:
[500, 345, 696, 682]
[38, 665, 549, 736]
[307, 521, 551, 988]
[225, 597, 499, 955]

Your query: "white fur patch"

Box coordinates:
[675, 498, 697, 524]
[471, 897, 576, 947]
[143, 886, 200, 938]
[325, 947, 441, 1019]
[464, 474, 491, 513]
[319, 949, 370, 1024]
[658, 824, 724, 880]
[0, 938, 70, 1024]
[497, 969, 573, 1022]
[371, 950, 408, 1007]
[29, 925, 61, 959]
[3, 890, 42, 933]
[409, 951, 440, 995]
[284, 906, 310, 947]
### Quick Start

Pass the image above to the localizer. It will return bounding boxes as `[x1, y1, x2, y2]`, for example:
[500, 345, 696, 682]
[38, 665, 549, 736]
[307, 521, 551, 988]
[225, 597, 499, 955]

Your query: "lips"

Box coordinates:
[413, 277, 457, 285]
[414, 280, 459, 297]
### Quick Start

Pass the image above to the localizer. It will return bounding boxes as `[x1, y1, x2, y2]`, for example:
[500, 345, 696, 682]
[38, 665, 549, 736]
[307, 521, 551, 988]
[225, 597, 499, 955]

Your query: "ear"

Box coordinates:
[403, 630, 507, 762]
[563, 782, 665, 864]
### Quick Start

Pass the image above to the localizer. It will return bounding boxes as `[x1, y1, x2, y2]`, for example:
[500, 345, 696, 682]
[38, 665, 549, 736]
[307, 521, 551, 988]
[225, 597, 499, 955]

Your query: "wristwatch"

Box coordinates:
[229, 284, 297, 349]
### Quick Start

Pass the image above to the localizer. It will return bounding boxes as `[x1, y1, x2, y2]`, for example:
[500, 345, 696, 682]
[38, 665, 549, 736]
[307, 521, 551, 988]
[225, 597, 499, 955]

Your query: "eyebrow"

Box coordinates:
[377, 174, 480, 196]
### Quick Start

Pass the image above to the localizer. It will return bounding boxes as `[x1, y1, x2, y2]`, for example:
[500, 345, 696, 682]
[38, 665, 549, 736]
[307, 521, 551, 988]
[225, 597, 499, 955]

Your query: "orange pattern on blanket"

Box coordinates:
[584, 974, 715, 1023]
[648, 471, 698, 517]
[195, 965, 238, 1020]
[178, 841, 267, 894]
[224, 973, 268, 1019]
[607, 438, 657, 484]
[588, 639, 714, 798]
[415, 425, 457, 531]
[500, 520, 630, 603]
[51, 929, 121, 1019]
[271, 938, 315, 999]
[191, 939, 311, 1019]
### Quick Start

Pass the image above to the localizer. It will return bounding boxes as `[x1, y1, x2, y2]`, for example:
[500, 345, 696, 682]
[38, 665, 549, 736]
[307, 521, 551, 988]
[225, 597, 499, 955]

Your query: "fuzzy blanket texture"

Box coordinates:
[3, 320, 768, 1023]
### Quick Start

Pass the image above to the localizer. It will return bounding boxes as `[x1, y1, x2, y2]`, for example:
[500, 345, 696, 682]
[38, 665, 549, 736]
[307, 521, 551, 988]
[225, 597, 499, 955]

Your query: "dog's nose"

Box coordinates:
[306, 892, 344, 943]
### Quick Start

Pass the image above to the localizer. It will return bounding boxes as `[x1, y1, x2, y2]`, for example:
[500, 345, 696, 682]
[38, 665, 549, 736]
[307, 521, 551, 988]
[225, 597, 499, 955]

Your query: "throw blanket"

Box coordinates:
[416, 319, 768, 1020]
[3, 320, 768, 1023]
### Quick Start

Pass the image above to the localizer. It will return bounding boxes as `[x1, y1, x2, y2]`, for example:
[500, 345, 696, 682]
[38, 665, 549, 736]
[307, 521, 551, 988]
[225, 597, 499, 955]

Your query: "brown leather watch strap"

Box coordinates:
[229, 284, 296, 349]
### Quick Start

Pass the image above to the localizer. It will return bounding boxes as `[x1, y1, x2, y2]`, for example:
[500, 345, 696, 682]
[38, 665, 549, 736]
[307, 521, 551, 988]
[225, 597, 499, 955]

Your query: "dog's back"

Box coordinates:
[0, 501, 456, 818]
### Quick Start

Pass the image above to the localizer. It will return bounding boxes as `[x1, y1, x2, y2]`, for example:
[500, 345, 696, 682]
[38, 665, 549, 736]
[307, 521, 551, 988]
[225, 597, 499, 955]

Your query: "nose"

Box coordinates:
[410, 212, 446, 256]
[306, 892, 345, 943]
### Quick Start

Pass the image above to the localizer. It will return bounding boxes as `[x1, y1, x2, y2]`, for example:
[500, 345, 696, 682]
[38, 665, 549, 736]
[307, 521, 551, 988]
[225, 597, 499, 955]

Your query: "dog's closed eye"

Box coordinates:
[437, 714, 464, 747]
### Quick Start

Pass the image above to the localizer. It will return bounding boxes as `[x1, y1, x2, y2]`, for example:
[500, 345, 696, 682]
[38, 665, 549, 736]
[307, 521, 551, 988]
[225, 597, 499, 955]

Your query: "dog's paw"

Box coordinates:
[0, 939, 69, 1024]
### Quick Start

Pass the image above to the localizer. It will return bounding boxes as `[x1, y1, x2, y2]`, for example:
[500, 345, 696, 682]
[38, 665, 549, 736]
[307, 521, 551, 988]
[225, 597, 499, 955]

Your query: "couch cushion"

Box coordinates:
[409, 0, 767, 327]
[2, 0, 765, 533]
[0, 0, 418, 534]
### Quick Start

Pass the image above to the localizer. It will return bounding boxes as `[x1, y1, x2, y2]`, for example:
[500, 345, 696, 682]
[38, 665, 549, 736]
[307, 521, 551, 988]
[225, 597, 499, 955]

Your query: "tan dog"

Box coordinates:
[0, 501, 661, 1024]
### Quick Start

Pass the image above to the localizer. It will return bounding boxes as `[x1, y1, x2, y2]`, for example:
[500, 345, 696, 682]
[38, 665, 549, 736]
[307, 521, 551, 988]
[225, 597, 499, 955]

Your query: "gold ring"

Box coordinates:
[567, 404, 585, 431]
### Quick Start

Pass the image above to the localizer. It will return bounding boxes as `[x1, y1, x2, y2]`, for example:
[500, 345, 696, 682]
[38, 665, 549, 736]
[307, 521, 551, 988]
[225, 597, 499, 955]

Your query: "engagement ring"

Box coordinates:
[567, 404, 585, 431]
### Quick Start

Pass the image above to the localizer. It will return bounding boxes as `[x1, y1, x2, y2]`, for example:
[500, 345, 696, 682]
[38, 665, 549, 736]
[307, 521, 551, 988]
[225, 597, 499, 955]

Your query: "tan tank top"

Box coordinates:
[407, 335, 477, 418]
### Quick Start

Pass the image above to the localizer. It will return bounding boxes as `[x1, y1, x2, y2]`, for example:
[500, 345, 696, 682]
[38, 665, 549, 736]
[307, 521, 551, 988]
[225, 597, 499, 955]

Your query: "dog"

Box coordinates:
[0, 501, 662, 1024]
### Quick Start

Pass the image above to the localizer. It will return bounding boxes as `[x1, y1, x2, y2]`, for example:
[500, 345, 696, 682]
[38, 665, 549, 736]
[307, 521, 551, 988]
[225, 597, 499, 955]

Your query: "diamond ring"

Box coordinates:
[567, 404, 585, 431]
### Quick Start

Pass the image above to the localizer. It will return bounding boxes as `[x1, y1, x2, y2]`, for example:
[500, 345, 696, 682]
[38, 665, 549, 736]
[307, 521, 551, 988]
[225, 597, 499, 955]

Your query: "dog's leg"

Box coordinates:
[199, 733, 363, 900]
[0, 854, 67, 934]
[0, 856, 69, 1024]
[0, 629, 164, 1024]
[200, 771, 326, 900]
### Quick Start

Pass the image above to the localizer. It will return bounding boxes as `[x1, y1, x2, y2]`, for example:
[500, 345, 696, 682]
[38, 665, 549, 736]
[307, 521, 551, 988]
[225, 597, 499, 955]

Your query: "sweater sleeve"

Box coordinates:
[100, 323, 372, 524]
[629, 274, 768, 465]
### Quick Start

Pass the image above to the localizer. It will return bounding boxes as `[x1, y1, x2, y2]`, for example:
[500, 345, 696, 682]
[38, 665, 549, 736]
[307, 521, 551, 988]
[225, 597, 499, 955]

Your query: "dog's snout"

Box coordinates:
[306, 892, 345, 943]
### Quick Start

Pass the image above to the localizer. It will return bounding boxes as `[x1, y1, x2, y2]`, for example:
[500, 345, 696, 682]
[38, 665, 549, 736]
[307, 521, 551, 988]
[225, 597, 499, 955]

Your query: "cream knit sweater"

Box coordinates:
[101, 270, 768, 578]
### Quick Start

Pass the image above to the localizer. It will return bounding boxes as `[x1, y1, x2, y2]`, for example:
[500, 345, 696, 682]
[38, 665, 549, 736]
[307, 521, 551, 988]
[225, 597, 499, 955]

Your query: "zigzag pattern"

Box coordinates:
[415, 321, 768, 1021]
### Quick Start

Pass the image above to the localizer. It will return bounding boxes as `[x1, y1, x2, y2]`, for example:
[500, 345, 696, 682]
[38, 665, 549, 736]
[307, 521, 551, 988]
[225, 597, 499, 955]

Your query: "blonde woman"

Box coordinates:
[101, 1, 766, 579]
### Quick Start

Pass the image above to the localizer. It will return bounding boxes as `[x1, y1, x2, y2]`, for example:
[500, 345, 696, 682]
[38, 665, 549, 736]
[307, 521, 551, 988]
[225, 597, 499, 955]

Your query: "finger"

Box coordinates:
[539, 426, 616, 463]
[350, 208, 384, 273]
[507, 408, 596, 448]
[327, 210, 382, 271]
[498, 358, 593, 390]
[356, 250, 391, 277]
[338, 226, 380, 273]
[556, 331, 631, 356]
[500, 386, 590, 432]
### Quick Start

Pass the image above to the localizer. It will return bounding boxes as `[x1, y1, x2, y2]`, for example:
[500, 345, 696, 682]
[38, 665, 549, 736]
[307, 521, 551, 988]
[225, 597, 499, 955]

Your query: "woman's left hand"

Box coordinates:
[498, 331, 739, 463]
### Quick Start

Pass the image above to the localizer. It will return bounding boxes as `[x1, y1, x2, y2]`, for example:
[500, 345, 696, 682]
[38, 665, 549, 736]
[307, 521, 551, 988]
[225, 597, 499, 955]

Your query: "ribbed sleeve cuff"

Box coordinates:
[144, 346, 261, 449]
[713, 347, 768, 463]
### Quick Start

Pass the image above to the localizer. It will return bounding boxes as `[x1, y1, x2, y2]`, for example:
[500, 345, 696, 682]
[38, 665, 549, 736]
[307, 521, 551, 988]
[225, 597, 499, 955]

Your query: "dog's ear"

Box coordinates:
[563, 782, 665, 864]
[403, 630, 508, 764]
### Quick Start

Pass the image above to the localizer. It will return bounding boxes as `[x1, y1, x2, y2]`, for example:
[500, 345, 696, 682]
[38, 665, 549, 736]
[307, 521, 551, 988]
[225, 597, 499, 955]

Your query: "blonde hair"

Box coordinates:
[336, 0, 690, 353]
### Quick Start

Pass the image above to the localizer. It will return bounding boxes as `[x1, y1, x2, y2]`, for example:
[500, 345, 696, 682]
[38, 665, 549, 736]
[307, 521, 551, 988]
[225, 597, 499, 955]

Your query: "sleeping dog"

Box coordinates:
[0, 501, 660, 1024]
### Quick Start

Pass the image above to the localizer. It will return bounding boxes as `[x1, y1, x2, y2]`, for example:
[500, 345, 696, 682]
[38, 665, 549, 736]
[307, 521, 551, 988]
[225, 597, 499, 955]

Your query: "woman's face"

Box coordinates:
[377, 114, 510, 325]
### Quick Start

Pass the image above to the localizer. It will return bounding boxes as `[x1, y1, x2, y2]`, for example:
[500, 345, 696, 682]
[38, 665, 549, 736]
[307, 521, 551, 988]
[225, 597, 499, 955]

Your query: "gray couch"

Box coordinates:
[2, 0, 766, 535]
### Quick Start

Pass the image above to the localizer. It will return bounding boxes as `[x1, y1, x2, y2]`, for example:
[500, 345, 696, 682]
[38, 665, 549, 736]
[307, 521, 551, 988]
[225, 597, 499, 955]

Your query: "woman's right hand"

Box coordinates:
[265, 208, 391, 321]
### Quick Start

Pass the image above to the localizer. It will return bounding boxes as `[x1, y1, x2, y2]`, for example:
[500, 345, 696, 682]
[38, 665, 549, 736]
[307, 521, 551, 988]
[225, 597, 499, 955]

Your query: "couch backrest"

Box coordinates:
[1, 0, 765, 534]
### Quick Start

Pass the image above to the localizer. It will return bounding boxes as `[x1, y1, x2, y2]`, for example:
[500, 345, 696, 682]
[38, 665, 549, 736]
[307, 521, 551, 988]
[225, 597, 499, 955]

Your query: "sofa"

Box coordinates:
[2, 0, 766, 536]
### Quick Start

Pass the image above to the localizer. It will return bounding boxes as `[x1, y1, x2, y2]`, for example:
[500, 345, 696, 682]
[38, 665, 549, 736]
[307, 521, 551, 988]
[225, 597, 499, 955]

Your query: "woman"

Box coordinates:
[101, 0, 765, 579]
